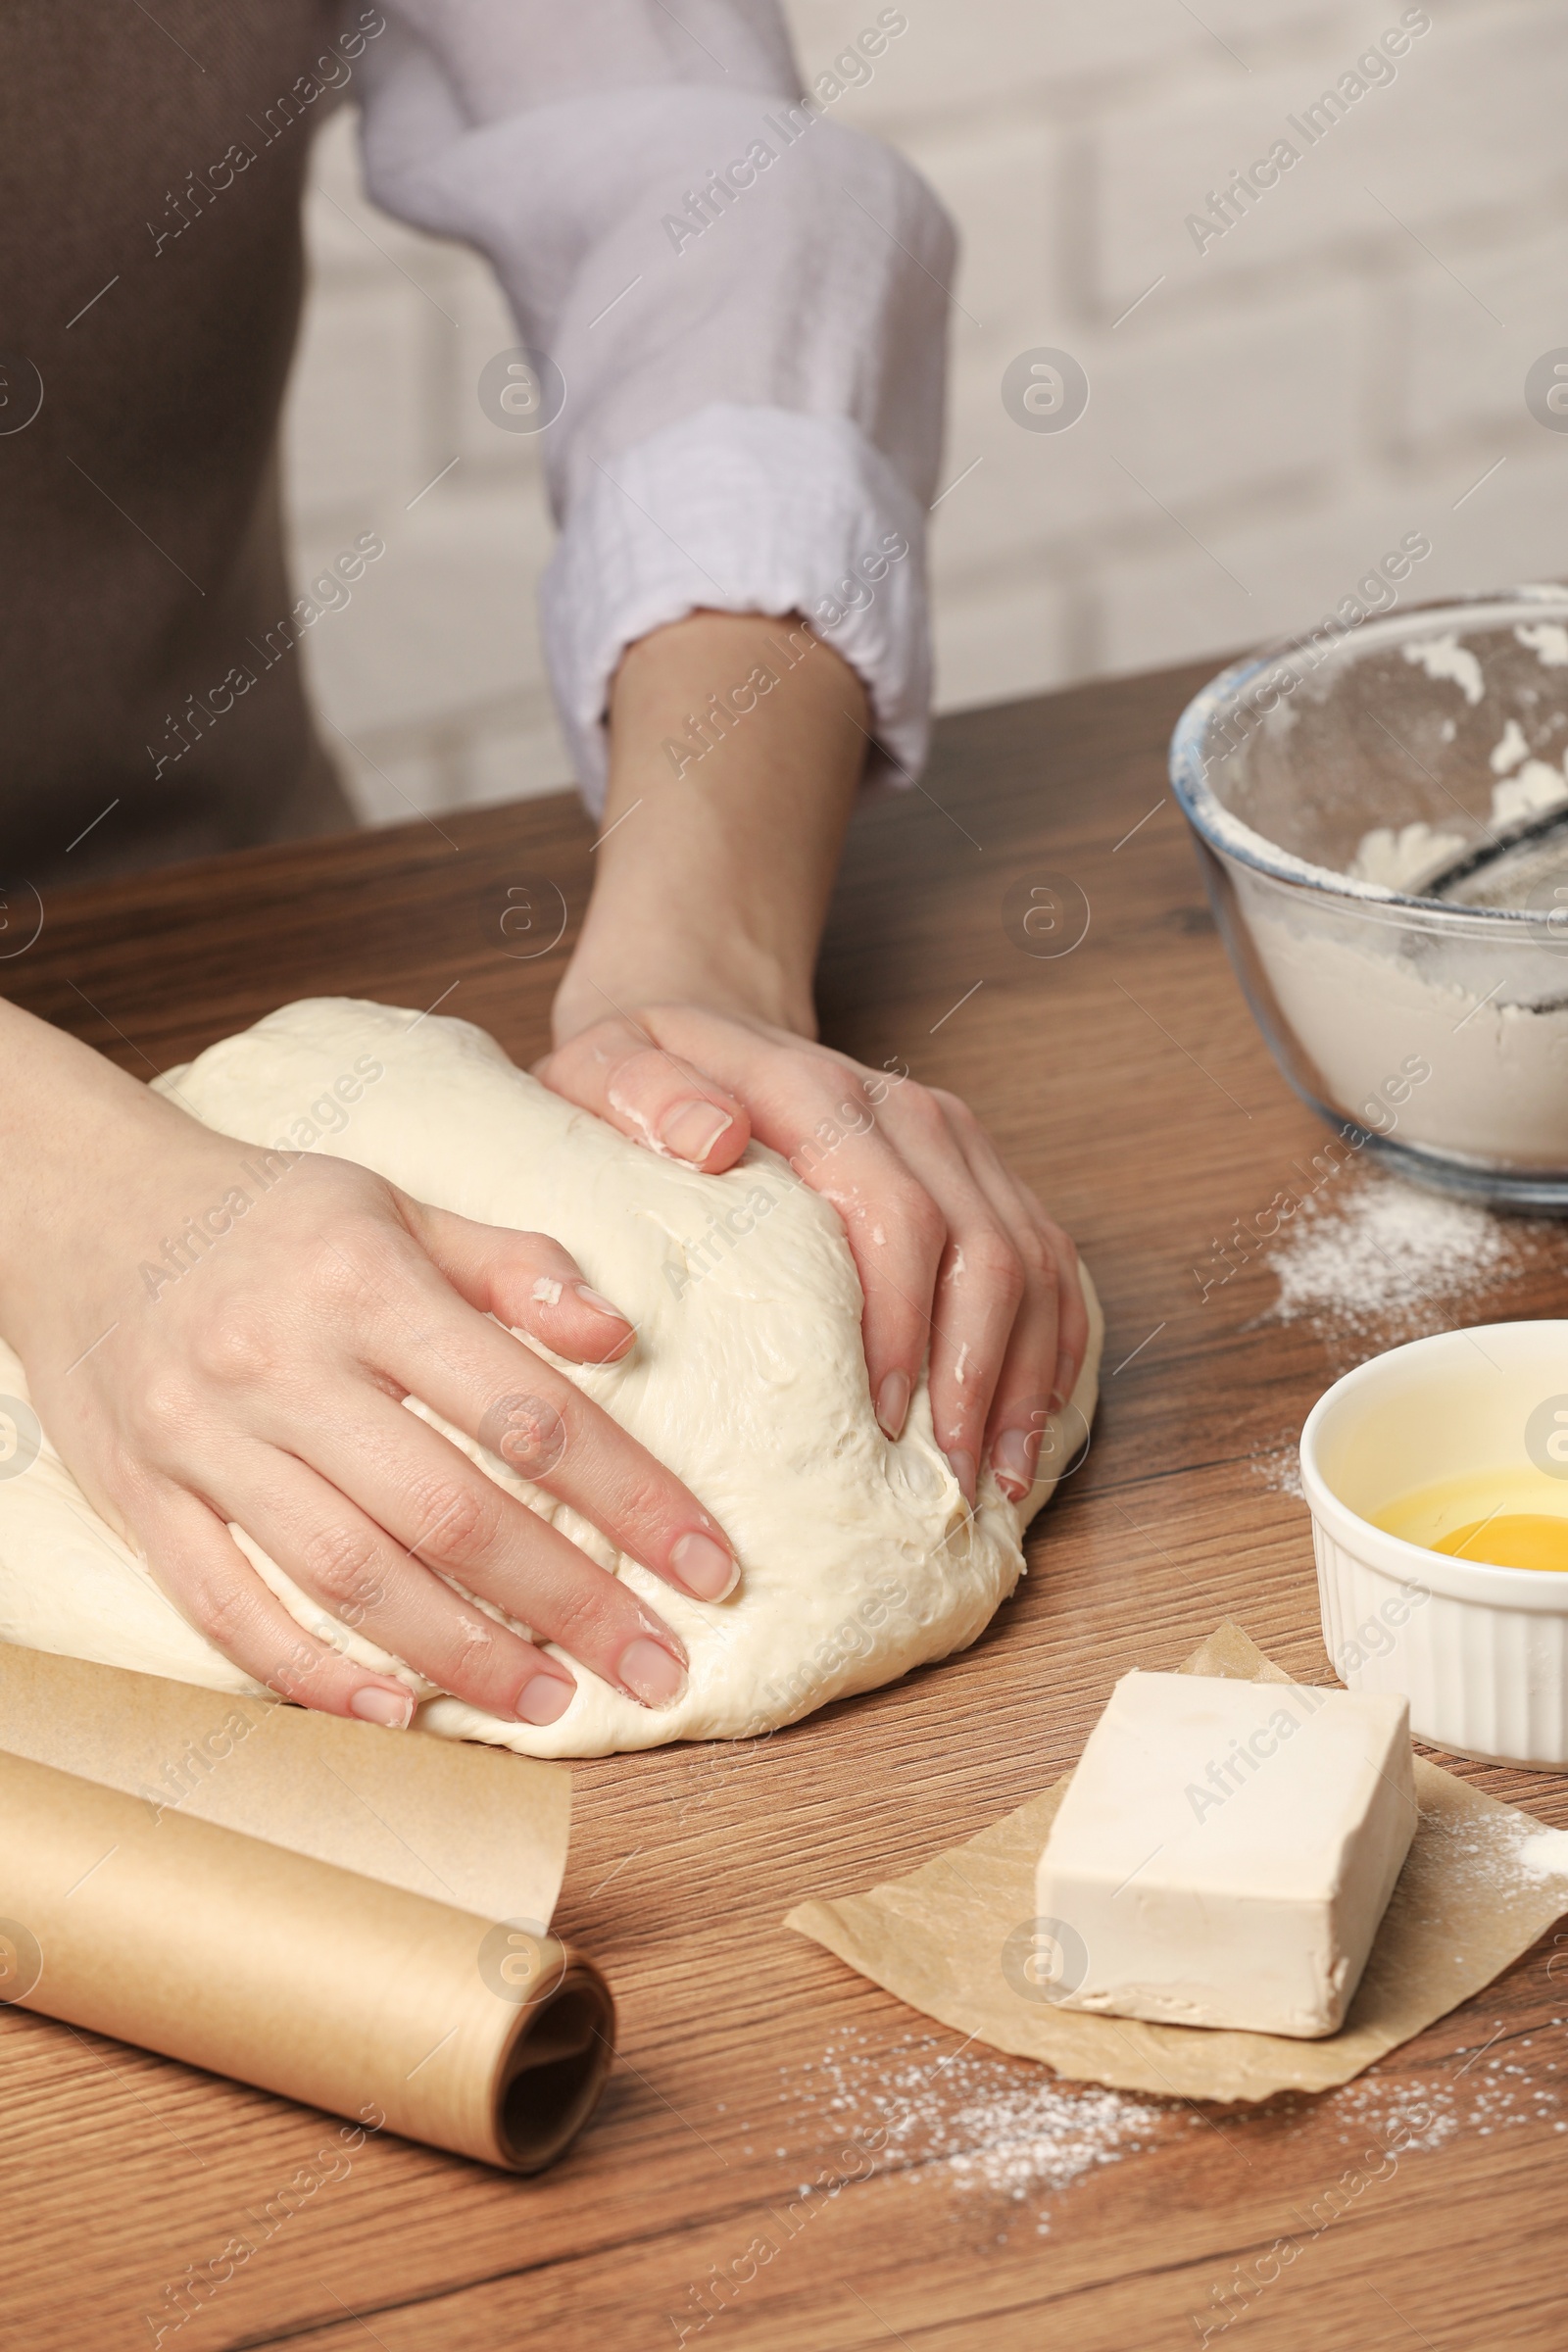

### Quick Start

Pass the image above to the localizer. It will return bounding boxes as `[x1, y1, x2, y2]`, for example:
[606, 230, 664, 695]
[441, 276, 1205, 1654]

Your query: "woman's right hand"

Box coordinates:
[0, 1001, 736, 1728]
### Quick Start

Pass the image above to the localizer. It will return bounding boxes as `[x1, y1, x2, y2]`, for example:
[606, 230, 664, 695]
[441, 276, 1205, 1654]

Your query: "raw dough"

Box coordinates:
[0, 1001, 1102, 1758]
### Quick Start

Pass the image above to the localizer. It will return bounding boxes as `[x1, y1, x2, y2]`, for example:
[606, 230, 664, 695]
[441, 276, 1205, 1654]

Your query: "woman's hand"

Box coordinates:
[0, 1002, 735, 1726]
[547, 607, 1088, 1508]
[538, 1004, 1088, 1506]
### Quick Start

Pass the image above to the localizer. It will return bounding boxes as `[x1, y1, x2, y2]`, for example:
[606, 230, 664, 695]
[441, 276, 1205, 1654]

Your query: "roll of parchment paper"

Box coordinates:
[0, 1644, 612, 2172]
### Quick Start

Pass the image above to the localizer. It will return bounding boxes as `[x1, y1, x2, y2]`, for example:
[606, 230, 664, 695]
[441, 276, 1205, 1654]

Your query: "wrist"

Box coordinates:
[0, 1002, 228, 1348]
[550, 608, 867, 1050]
[551, 918, 811, 1047]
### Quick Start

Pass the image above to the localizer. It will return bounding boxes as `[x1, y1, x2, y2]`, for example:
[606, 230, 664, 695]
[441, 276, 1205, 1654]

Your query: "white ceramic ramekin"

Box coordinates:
[1299, 1321, 1568, 1769]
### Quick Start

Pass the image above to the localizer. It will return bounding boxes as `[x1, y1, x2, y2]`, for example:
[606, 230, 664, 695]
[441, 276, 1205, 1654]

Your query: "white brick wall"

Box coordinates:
[284, 0, 1568, 823]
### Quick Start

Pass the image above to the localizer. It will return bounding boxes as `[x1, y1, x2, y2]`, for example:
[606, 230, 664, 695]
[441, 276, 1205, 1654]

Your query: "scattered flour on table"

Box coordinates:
[1319, 2077, 1461, 2155]
[766, 2002, 1568, 2245]
[774, 2030, 1167, 2233]
[1325, 2038, 1566, 2147]
[1250, 1434, 1306, 1500]
[1260, 1173, 1542, 1355]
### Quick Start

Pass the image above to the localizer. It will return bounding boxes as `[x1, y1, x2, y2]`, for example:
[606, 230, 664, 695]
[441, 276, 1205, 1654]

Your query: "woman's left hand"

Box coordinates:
[536, 1004, 1087, 1507]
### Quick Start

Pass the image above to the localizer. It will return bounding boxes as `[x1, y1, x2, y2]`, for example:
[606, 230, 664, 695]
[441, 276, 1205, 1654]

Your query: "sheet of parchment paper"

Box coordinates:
[786, 1621, 1568, 2102]
[0, 1643, 608, 2171]
[0, 1641, 569, 1925]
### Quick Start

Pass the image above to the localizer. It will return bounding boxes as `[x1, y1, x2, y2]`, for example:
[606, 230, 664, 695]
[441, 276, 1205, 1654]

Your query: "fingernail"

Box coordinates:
[617, 1636, 687, 1709]
[876, 1368, 911, 1440]
[661, 1100, 734, 1164]
[992, 1426, 1039, 1502]
[670, 1530, 739, 1601]
[516, 1671, 574, 1726]
[946, 1447, 976, 1505]
[574, 1282, 629, 1322]
[351, 1685, 414, 1729]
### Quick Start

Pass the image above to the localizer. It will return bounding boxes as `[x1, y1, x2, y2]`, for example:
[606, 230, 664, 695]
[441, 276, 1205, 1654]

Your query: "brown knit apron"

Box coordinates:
[0, 2, 373, 887]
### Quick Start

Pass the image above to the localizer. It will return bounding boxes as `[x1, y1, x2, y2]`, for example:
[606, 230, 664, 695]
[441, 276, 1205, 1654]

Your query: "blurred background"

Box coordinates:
[284, 0, 1568, 825]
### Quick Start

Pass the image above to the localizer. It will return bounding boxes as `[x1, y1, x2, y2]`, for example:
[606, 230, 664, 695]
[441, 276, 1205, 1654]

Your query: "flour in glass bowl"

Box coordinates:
[1348, 717, 1568, 893]
[1215, 619, 1568, 1179]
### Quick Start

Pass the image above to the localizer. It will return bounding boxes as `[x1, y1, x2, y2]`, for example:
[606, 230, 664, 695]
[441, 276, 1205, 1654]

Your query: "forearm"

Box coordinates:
[0, 999, 210, 1344]
[551, 611, 869, 1046]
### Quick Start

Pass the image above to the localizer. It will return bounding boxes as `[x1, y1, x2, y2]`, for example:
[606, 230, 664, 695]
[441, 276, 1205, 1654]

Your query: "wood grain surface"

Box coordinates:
[4, 661, 1568, 2352]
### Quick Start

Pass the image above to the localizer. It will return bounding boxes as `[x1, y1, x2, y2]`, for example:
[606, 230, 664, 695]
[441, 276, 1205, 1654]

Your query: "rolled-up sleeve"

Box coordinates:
[357, 2, 953, 808]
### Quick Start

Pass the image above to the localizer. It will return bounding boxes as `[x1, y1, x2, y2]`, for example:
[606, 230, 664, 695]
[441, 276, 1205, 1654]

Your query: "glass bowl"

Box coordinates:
[1170, 589, 1568, 1211]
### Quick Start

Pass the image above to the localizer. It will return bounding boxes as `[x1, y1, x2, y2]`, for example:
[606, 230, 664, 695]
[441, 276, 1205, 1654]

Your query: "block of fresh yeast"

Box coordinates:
[1034, 1671, 1418, 2038]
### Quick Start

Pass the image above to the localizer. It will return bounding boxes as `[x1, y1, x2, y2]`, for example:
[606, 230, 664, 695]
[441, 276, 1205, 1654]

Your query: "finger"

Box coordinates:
[312, 1215, 739, 1603]
[946, 1111, 1088, 1412]
[976, 1243, 1062, 1502]
[1043, 1219, 1090, 1418]
[869, 1090, 1027, 1501]
[212, 1443, 582, 1723]
[403, 1202, 635, 1364]
[300, 1390, 694, 1708]
[981, 1218, 1089, 1507]
[788, 1120, 946, 1446]
[131, 1482, 420, 1726]
[535, 1014, 751, 1172]
[620, 1017, 947, 1440]
[928, 1098, 1084, 1498]
[931, 1226, 1025, 1505]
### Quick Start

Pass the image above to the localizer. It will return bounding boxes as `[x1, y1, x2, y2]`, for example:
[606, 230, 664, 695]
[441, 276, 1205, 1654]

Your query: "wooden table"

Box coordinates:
[5, 662, 1567, 2352]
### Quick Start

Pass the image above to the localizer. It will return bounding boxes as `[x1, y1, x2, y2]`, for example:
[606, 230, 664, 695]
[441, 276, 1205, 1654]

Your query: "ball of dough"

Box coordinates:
[0, 1001, 1101, 1756]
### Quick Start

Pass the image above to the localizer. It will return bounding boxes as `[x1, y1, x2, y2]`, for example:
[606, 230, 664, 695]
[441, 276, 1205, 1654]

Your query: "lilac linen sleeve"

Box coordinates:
[356, 1, 953, 808]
